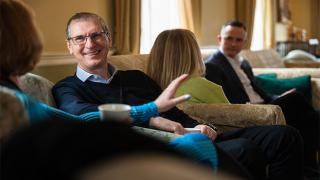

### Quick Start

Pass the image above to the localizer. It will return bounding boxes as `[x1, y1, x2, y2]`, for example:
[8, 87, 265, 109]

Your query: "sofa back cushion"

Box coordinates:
[0, 86, 28, 138]
[240, 49, 285, 68]
[108, 54, 149, 72]
[20, 73, 55, 107]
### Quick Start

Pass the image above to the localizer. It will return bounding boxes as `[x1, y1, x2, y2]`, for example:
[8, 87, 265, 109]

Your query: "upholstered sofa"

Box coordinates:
[240, 49, 320, 111]
[3, 49, 319, 135]
[0, 52, 289, 138]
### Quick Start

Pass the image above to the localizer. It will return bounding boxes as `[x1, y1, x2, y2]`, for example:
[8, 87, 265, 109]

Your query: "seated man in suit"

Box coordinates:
[52, 12, 304, 179]
[205, 20, 319, 171]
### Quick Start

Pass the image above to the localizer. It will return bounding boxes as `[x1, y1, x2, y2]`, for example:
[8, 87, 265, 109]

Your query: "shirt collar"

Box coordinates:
[76, 64, 116, 84]
[219, 48, 243, 67]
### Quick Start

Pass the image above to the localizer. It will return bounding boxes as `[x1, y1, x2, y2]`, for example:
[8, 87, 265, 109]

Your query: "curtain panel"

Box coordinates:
[310, 0, 320, 40]
[235, 0, 256, 49]
[263, 0, 277, 49]
[179, 0, 202, 39]
[115, 0, 141, 55]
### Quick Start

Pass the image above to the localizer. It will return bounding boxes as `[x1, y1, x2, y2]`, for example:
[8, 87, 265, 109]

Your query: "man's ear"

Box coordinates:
[67, 41, 73, 54]
[107, 34, 112, 48]
[217, 35, 222, 44]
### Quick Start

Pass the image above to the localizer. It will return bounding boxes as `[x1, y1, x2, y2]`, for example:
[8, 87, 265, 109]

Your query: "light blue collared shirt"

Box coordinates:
[76, 64, 116, 84]
[75, 64, 159, 124]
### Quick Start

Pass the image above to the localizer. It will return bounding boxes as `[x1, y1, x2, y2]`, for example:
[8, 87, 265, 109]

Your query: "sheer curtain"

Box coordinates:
[179, 0, 202, 38]
[115, 0, 141, 55]
[251, 0, 277, 50]
[140, 0, 183, 54]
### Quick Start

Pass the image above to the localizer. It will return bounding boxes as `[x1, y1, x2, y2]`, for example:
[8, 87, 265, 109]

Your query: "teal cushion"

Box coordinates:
[255, 73, 277, 79]
[255, 73, 312, 101]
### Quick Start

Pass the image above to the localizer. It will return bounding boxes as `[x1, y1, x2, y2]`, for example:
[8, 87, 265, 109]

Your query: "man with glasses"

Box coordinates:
[53, 12, 304, 179]
[53, 12, 217, 138]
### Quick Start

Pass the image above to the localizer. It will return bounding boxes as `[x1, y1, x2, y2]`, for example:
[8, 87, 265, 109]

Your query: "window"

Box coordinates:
[140, 0, 183, 54]
[251, 0, 263, 50]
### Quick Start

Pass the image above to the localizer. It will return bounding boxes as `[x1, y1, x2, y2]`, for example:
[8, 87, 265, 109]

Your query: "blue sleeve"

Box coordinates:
[14, 91, 98, 124]
[79, 102, 159, 124]
[15, 91, 159, 125]
[15, 92, 51, 125]
[130, 102, 159, 125]
[169, 133, 218, 170]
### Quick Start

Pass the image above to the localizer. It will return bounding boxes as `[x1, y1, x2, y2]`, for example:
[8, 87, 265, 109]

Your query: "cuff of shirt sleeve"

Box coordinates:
[130, 102, 159, 125]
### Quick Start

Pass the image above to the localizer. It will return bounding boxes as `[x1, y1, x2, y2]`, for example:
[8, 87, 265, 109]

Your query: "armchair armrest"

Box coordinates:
[178, 103, 286, 133]
[132, 126, 179, 142]
[253, 68, 320, 78]
[284, 60, 320, 68]
[0, 86, 28, 138]
[20, 73, 56, 107]
[311, 78, 320, 110]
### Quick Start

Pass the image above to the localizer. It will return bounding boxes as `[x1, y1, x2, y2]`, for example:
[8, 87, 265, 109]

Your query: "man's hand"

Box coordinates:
[194, 124, 218, 141]
[155, 74, 191, 113]
[149, 117, 187, 135]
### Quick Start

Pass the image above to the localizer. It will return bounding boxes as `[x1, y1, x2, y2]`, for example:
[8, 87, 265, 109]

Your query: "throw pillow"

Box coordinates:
[255, 73, 312, 101]
[255, 73, 277, 79]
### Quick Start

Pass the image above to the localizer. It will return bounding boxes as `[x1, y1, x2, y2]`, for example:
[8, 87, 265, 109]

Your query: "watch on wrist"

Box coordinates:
[203, 123, 218, 132]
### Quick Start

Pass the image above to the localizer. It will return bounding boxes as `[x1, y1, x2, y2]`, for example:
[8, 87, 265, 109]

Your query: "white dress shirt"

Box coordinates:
[220, 49, 264, 104]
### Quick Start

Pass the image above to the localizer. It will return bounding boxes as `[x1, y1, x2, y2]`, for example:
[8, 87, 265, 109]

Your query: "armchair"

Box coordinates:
[108, 54, 286, 133]
[178, 103, 285, 133]
[240, 49, 320, 111]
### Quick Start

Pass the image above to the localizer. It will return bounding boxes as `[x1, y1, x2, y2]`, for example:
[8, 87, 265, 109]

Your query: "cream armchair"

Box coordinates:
[108, 54, 286, 133]
[177, 103, 285, 133]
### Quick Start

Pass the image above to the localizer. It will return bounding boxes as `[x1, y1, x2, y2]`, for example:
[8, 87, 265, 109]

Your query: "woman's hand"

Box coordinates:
[155, 74, 190, 113]
[194, 124, 218, 141]
[149, 117, 187, 135]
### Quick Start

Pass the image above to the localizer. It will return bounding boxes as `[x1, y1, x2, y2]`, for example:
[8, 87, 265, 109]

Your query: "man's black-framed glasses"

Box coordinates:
[68, 31, 108, 45]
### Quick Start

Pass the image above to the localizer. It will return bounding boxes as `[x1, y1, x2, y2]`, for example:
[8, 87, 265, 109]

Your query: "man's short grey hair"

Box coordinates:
[66, 12, 109, 39]
[221, 20, 247, 31]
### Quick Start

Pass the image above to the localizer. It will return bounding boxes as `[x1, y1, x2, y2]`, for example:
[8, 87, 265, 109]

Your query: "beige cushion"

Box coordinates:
[108, 54, 149, 72]
[240, 49, 285, 68]
[20, 73, 55, 107]
[253, 68, 320, 78]
[178, 103, 286, 133]
[0, 86, 28, 139]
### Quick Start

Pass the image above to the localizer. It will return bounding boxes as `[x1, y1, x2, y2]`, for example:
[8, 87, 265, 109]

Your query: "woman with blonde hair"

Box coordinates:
[147, 29, 229, 104]
[146, 29, 306, 180]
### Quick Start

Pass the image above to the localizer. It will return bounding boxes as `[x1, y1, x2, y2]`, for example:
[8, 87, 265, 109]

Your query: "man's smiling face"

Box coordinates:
[67, 18, 111, 72]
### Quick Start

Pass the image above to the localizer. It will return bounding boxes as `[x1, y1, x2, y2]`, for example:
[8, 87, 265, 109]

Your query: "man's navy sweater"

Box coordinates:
[52, 70, 199, 127]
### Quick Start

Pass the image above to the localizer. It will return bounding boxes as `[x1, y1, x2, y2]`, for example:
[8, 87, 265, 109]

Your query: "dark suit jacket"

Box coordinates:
[205, 51, 273, 104]
[52, 70, 199, 127]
